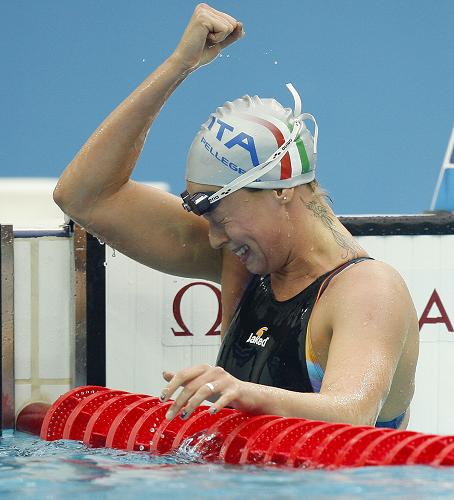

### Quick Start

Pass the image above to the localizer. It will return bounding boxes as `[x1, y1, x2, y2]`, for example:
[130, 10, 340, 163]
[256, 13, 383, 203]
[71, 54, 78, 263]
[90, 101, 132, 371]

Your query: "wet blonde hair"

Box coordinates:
[307, 179, 332, 203]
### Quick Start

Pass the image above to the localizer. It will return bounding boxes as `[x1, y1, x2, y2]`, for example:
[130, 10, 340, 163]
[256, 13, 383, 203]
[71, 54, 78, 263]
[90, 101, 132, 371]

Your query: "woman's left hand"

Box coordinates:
[160, 364, 246, 420]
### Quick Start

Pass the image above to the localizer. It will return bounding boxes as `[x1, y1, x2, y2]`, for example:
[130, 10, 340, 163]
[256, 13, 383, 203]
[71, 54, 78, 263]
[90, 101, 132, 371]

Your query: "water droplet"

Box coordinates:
[103, 261, 107, 267]
[274, 60, 278, 65]
[112, 249, 116, 258]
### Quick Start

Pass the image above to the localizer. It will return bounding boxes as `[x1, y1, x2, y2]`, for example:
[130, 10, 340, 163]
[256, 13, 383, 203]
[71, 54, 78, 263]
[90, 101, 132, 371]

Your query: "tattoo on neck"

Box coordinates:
[302, 197, 362, 259]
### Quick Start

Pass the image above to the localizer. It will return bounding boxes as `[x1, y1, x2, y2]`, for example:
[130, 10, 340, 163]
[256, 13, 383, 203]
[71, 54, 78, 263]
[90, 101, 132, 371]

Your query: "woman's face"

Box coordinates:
[187, 182, 291, 275]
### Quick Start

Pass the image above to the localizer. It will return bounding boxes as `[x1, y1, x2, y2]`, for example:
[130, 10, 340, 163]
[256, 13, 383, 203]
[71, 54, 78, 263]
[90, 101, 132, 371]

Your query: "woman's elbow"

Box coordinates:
[348, 412, 377, 427]
[53, 181, 66, 209]
[53, 180, 76, 216]
[53, 173, 91, 218]
[331, 396, 379, 427]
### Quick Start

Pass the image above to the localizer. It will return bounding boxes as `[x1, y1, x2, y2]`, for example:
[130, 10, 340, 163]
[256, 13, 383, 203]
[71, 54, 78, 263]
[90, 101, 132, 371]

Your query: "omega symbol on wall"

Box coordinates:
[171, 282, 222, 337]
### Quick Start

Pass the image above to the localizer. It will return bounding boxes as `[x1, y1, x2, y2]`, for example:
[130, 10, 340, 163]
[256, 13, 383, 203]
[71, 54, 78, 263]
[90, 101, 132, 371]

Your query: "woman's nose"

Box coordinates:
[208, 223, 229, 250]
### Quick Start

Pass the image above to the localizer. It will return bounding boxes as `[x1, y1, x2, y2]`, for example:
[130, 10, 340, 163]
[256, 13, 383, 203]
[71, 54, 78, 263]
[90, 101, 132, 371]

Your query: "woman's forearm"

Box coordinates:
[238, 382, 378, 426]
[54, 55, 190, 214]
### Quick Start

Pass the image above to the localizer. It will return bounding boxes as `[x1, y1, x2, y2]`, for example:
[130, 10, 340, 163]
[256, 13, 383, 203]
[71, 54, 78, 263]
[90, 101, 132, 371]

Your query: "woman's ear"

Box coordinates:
[273, 188, 294, 205]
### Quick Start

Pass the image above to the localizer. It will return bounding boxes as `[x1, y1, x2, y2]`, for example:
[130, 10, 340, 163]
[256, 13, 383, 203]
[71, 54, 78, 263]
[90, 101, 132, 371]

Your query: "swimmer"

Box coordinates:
[54, 4, 419, 429]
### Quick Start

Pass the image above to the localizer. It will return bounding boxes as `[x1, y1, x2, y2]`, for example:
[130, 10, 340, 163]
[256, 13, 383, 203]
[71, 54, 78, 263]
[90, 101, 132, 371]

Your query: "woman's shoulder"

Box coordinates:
[335, 258, 408, 287]
[320, 257, 416, 319]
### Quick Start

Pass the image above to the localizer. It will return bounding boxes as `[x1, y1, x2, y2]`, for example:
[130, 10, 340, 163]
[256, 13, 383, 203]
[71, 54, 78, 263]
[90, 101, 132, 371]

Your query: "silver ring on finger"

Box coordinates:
[205, 382, 215, 392]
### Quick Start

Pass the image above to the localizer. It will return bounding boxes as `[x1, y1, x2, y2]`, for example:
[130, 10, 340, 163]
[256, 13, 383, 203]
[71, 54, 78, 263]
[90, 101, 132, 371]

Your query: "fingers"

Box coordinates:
[202, 14, 236, 44]
[196, 4, 243, 45]
[207, 391, 237, 415]
[160, 364, 209, 401]
[162, 370, 174, 383]
[160, 364, 239, 420]
[198, 3, 240, 30]
[218, 22, 245, 50]
[182, 386, 240, 419]
[167, 379, 222, 420]
[202, 3, 238, 26]
[206, 17, 234, 44]
[173, 3, 244, 70]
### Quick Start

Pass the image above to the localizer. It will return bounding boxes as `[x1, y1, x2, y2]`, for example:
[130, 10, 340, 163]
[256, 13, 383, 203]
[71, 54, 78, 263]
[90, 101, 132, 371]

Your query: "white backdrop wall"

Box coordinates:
[14, 237, 72, 415]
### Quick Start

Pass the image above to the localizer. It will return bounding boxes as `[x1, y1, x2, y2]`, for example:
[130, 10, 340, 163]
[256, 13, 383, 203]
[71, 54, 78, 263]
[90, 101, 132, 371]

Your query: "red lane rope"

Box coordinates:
[106, 396, 160, 449]
[35, 386, 454, 469]
[40, 386, 106, 441]
[239, 417, 301, 465]
[170, 408, 235, 453]
[63, 390, 127, 441]
[83, 393, 146, 448]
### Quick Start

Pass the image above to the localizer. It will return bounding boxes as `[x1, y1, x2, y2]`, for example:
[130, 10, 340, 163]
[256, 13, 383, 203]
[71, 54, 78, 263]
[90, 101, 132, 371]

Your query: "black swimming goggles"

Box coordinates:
[180, 191, 220, 216]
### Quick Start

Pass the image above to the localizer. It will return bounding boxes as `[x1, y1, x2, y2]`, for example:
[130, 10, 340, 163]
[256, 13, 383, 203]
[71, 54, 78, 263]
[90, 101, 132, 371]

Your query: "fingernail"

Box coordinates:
[180, 410, 188, 420]
[160, 393, 167, 402]
[165, 410, 175, 420]
[209, 407, 218, 415]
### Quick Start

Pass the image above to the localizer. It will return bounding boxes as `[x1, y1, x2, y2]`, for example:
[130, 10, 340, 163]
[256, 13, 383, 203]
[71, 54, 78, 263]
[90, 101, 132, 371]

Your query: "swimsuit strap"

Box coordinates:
[318, 257, 374, 301]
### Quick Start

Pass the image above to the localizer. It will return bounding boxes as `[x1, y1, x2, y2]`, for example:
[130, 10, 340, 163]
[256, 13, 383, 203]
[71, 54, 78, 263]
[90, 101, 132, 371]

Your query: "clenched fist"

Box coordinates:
[171, 3, 244, 72]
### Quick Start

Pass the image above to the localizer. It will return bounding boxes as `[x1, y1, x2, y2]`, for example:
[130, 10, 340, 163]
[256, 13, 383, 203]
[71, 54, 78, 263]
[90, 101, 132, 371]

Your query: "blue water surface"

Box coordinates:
[1, 432, 454, 499]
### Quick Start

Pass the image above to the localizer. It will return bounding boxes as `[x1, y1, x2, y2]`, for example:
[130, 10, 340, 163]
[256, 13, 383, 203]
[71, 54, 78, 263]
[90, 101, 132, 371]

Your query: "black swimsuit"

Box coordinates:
[216, 257, 406, 429]
[217, 257, 370, 389]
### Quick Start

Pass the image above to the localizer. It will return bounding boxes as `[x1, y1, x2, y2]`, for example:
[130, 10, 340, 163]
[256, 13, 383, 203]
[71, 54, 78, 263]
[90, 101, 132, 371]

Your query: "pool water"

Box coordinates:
[1, 432, 454, 499]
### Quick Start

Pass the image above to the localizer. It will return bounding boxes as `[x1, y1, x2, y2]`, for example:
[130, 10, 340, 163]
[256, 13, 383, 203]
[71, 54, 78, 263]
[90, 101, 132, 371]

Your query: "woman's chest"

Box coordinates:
[217, 279, 319, 391]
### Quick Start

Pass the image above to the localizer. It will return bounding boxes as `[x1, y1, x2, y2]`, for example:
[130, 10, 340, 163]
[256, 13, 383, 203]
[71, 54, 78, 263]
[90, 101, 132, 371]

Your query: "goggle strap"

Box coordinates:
[286, 83, 302, 117]
[301, 112, 319, 155]
[287, 83, 319, 156]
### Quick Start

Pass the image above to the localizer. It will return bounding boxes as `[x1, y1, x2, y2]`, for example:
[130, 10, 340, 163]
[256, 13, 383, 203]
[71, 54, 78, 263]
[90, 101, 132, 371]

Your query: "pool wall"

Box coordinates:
[13, 232, 72, 416]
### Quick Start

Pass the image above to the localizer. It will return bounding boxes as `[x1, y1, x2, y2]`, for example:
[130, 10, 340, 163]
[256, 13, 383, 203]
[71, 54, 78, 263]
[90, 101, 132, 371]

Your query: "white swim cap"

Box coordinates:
[185, 84, 318, 190]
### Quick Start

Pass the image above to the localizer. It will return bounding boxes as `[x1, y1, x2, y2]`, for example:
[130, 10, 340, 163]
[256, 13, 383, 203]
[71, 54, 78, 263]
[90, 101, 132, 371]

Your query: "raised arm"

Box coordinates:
[54, 4, 244, 282]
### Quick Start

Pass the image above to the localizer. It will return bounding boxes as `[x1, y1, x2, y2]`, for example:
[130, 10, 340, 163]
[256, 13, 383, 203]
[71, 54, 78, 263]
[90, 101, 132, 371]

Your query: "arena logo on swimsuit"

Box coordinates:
[246, 326, 270, 347]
